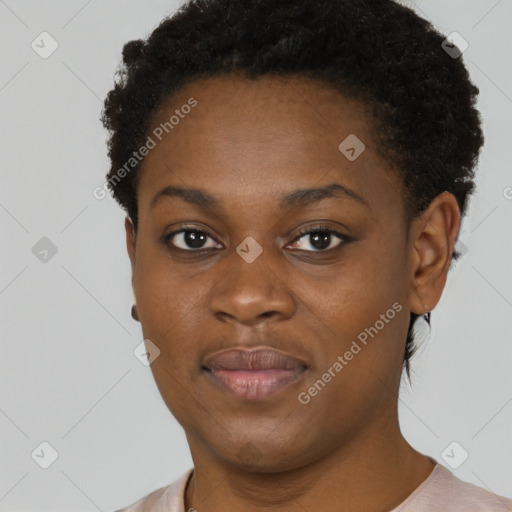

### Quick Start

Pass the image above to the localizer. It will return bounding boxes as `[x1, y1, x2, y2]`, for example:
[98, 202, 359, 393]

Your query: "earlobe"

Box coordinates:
[408, 191, 460, 315]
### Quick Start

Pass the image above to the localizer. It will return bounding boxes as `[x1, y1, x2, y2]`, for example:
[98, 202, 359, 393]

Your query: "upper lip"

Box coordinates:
[202, 347, 308, 371]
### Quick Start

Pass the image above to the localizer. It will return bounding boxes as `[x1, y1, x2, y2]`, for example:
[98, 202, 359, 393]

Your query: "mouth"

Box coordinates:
[202, 347, 309, 401]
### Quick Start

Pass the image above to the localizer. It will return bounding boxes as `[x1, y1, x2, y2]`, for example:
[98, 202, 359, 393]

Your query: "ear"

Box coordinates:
[125, 215, 136, 275]
[408, 191, 460, 314]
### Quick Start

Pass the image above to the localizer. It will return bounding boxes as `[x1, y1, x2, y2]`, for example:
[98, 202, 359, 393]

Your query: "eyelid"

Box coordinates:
[292, 224, 347, 239]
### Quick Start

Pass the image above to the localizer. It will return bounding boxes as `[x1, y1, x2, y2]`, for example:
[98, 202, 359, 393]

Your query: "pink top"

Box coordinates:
[115, 462, 512, 511]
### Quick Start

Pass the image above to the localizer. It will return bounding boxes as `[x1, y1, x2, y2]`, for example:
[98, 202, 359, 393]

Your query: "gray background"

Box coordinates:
[1, 0, 511, 510]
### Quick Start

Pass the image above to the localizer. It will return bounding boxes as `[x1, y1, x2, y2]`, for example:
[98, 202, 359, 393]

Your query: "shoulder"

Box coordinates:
[113, 468, 193, 512]
[445, 468, 512, 511]
[397, 463, 512, 512]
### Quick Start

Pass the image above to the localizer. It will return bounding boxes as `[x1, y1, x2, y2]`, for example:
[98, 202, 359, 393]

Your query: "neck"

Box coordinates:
[184, 414, 435, 512]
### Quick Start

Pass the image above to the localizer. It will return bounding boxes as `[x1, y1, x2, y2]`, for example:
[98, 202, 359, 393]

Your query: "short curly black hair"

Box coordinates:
[100, 0, 484, 379]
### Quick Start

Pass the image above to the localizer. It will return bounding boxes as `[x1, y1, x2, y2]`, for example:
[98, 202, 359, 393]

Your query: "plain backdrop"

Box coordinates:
[1, 0, 511, 510]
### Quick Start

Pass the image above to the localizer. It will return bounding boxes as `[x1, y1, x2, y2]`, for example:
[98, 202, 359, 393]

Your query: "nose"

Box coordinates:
[210, 246, 296, 326]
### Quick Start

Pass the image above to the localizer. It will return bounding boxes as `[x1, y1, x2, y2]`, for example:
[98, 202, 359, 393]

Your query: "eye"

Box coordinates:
[163, 224, 349, 253]
[164, 225, 222, 251]
[287, 226, 348, 252]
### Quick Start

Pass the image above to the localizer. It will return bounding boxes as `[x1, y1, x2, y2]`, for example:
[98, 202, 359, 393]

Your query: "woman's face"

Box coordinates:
[127, 74, 423, 471]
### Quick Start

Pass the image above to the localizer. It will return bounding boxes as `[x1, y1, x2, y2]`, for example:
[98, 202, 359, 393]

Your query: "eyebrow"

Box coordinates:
[150, 183, 369, 211]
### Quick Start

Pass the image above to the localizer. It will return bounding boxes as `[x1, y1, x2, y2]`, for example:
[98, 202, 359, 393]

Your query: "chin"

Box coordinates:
[209, 435, 316, 474]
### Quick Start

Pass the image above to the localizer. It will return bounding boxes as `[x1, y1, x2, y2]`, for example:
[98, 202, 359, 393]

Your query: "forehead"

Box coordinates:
[137, 73, 403, 214]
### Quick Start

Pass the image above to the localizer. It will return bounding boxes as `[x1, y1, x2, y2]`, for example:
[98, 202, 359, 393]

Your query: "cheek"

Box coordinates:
[132, 241, 202, 354]
[328, 241, 405, 318]
[297, 259, 408, 429]
[316, 240, 409, 375]
[132, 248, 207, 419]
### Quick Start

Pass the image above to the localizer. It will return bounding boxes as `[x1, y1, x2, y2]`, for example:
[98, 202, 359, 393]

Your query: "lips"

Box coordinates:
[202, 347, 308, 400]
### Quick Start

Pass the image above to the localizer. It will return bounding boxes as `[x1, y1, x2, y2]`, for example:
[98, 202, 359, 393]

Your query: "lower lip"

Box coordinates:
[204, 368, 307, 400]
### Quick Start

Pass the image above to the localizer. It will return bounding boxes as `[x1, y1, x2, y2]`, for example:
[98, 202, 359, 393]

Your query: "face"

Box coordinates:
[125, 74, 453, 472]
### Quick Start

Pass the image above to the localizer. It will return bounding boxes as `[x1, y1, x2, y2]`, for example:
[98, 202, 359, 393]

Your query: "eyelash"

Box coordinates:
[162, 224, 350, 253]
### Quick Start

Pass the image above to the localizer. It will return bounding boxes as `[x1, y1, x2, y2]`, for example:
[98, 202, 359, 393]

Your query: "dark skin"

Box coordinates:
[125, 74, 460, 511]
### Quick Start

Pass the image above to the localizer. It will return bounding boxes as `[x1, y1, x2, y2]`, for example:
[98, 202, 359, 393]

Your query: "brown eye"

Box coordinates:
[288, 227, 348, 252]
[164, 226, 222, 251]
